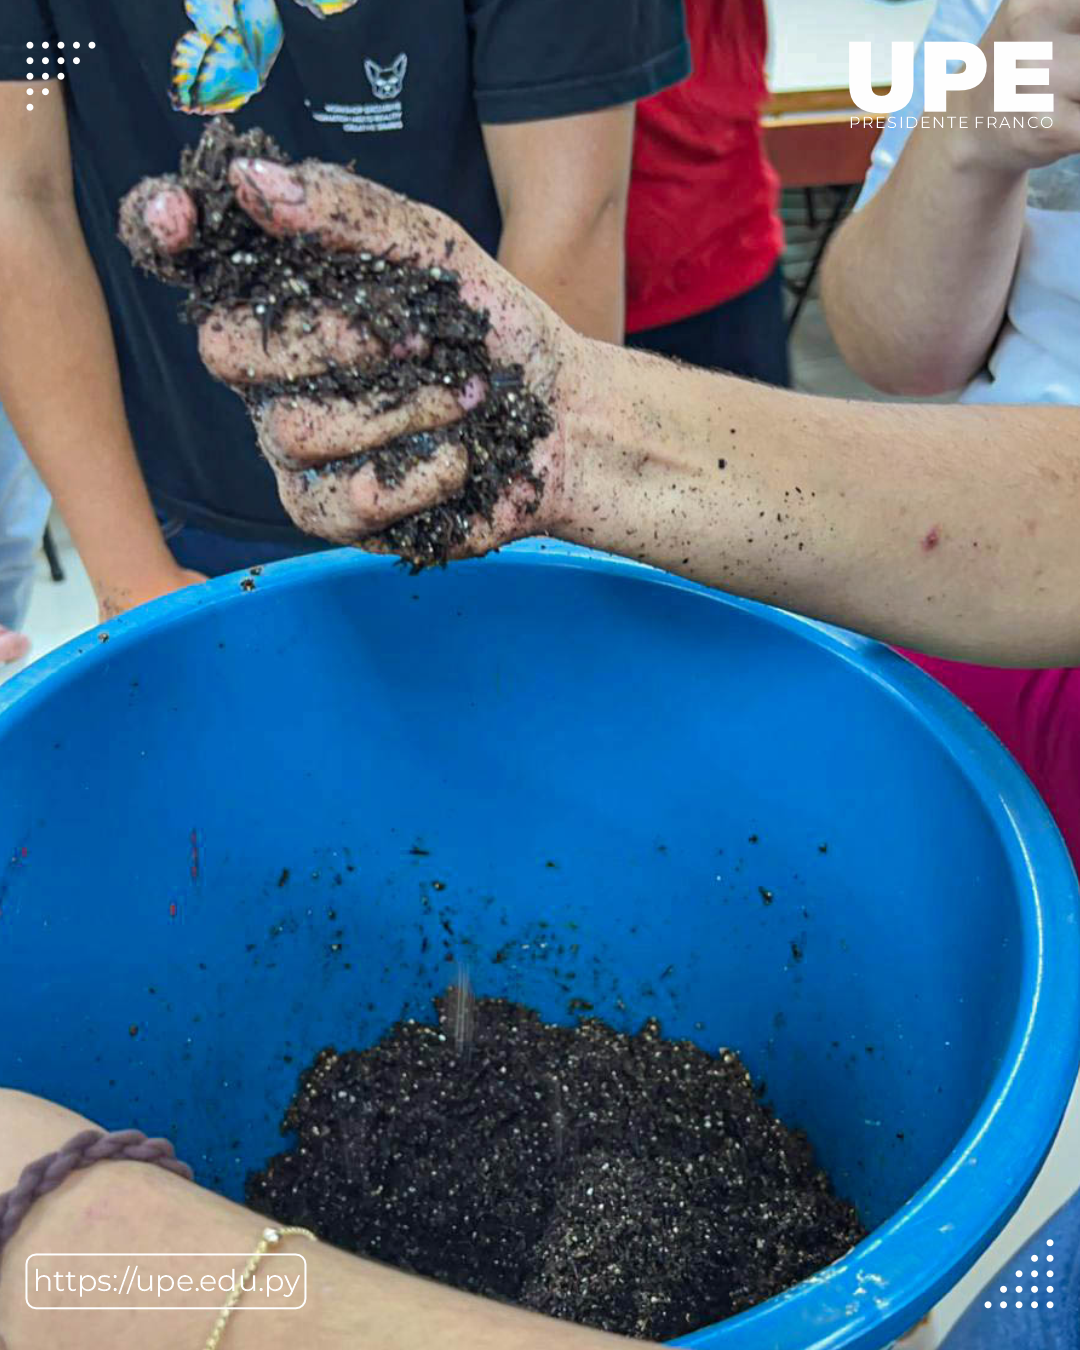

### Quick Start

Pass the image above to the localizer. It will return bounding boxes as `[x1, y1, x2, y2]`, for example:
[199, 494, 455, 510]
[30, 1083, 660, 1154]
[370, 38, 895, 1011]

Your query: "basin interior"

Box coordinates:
[0, 555, 1023, 1230]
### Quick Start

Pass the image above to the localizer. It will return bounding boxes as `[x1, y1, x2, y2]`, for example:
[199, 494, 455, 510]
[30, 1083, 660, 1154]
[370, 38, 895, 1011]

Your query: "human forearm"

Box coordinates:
[821, 130, 1027, 396]
[0, 195, 180, 612]
[131, 154, 1080, 671]
[0, 1091, 643, 1350]
[558, 340, 1080, 666]
[823, 0, 1080, 398]
[486, 109, 634, 346]
[499, 206, 626, 343]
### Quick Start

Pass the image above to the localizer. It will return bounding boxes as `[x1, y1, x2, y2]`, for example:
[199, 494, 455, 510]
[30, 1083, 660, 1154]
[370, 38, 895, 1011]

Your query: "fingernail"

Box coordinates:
[144, 189, 196, 250]
[233, 158, 307, 204]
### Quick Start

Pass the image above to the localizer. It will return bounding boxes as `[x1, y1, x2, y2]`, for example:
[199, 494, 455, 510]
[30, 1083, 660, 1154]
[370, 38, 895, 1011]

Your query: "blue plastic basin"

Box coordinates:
[0, 543, 1077, 1349]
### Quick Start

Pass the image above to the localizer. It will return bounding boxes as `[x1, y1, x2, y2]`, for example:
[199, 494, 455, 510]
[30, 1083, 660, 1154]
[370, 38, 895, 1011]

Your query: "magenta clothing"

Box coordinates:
[904, 652, 1080, 869]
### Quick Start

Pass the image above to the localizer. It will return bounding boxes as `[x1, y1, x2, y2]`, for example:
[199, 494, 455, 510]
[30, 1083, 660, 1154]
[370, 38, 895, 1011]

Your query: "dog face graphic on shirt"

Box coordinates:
[365, 54, 407, 100]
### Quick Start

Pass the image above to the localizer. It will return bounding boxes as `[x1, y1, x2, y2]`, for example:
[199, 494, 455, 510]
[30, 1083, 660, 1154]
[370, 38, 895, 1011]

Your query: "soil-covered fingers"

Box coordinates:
[119, 179, 198, 265]
[229, 157, 458, 270]
[197, 305, 440, 387]
[349, 456, 551, 563]
[437, 477, 548, 559]
[255, 388, 472, 466]
[266, 410, 556, 559]
[225, 157, 557, 379]
[276, 439, 470, 543]
[119, 120, 563, 568]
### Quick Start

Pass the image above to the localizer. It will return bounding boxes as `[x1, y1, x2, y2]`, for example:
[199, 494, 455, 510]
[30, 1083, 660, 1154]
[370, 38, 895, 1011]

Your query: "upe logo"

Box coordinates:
[364, 53, 407, 101]
[849, 40, 1054, 114]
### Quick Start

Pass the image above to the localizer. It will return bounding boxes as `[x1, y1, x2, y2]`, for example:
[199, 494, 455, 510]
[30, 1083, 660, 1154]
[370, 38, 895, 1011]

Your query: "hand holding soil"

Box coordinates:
[120, 121, 581, 568]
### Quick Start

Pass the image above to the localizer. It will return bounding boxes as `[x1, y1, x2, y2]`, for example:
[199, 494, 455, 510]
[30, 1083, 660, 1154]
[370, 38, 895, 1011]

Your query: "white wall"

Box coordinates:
[765, 0, 936, 93]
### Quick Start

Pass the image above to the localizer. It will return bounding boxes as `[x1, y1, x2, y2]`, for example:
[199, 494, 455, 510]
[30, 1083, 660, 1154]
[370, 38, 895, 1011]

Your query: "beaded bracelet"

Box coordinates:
[202, 1224, 317, 1350]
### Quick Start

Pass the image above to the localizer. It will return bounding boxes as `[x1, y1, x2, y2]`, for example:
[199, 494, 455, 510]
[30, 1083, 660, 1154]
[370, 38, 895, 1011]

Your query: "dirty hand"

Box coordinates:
[129, 160, 585, 556]
[953, 0, 1080, 172]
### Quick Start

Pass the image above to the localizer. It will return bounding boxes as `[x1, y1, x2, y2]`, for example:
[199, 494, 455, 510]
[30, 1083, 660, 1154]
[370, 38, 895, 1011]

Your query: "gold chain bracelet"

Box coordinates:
[202, 1224, 317, 1350]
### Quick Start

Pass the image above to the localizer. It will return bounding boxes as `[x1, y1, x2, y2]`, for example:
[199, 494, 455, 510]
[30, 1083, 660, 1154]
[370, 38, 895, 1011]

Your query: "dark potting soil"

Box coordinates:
[247, 996, 865, 1341]
[120, 119, 553, 569]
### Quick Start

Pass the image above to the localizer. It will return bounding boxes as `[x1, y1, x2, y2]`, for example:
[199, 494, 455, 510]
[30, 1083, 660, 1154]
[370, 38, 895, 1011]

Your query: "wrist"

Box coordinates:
[947, 130, 1028, 187]
[548, 335, 704, 559]
[70, 524, 174, 589]
[937, 85, 1038, 183]
[545, 332, 621, 541]
[92, 555, 199, 621]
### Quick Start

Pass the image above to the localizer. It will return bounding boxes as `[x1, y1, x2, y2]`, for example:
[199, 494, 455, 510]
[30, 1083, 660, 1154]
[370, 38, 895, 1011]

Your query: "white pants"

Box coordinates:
[0, 404, 50, 632]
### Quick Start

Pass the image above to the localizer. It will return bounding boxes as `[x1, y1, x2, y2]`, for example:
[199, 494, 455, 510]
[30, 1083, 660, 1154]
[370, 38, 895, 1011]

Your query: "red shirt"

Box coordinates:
[626, 0, 784, 334]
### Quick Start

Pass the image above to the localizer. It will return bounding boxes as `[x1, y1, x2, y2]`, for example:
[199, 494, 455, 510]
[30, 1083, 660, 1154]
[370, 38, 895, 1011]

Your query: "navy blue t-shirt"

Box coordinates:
[0, 1, 689, 540]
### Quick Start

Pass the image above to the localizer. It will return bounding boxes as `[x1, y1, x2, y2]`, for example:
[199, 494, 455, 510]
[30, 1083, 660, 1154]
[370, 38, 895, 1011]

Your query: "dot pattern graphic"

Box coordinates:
[987, 1241, 1058, 1312]
[24, 39, 95, 109]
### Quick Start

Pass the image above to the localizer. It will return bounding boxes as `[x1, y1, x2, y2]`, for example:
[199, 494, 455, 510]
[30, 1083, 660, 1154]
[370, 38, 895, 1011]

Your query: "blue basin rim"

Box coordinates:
[3, 540, 1077, 1350]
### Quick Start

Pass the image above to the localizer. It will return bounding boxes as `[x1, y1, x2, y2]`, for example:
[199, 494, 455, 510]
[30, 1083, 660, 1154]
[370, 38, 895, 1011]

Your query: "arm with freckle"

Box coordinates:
[126, 133, 1080, 668]
[560, 347, 1080, 666]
